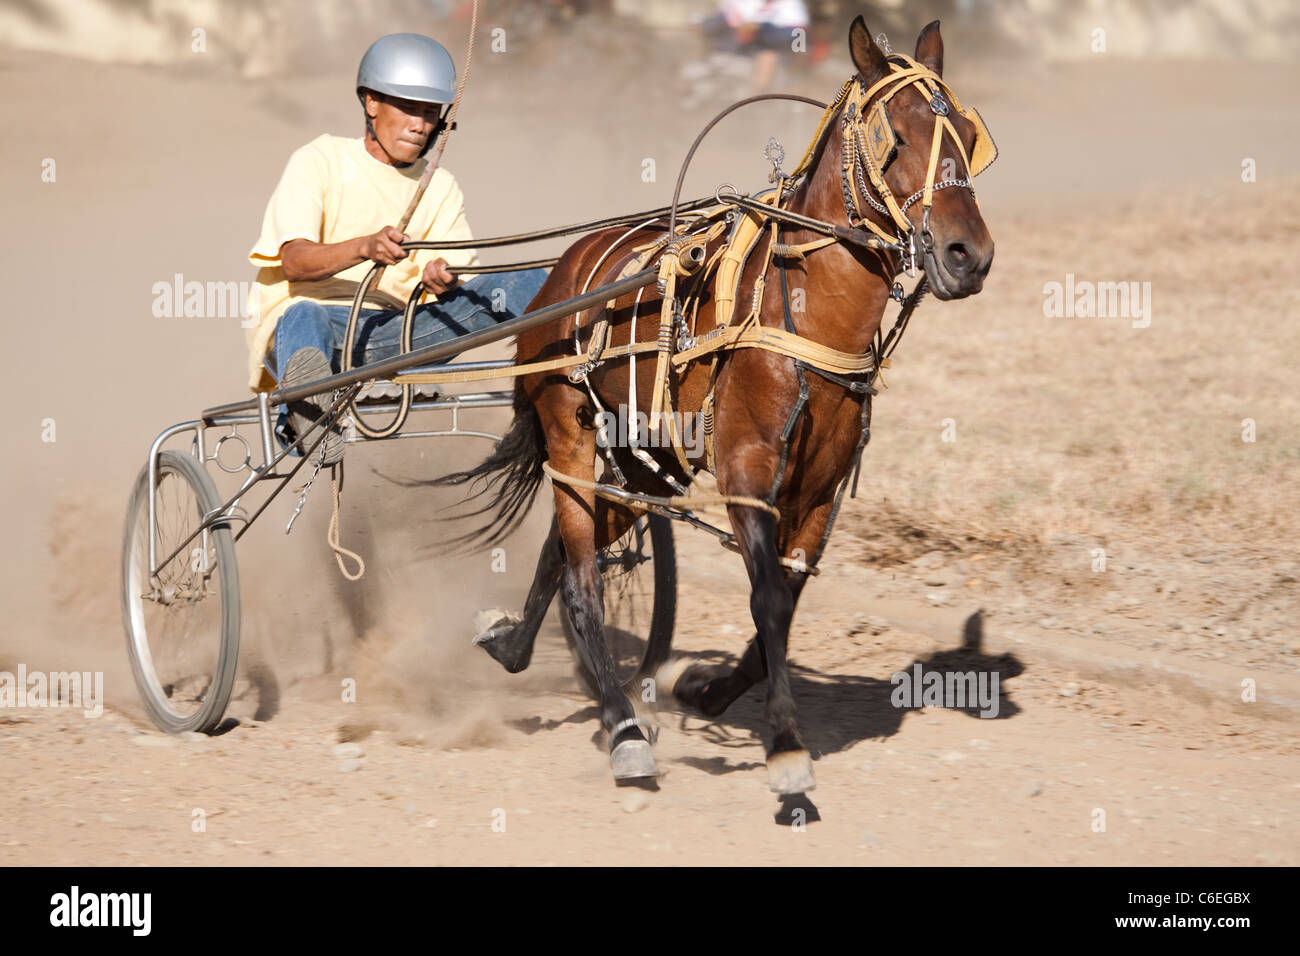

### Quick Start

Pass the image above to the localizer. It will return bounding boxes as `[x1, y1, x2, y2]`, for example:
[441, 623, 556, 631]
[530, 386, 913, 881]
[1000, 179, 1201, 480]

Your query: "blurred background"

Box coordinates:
[4, 0, 1299, 69]
[1, 0, 1297, 868]
[2, 0, 1297, 715]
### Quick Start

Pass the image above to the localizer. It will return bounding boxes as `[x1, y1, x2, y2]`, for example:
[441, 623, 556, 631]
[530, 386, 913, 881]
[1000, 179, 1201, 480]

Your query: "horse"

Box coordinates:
[436, 16, 995, 793]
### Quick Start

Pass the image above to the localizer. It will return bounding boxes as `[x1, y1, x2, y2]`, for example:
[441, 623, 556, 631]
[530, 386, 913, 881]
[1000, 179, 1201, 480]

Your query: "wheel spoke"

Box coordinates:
[597, 517, 660, 679]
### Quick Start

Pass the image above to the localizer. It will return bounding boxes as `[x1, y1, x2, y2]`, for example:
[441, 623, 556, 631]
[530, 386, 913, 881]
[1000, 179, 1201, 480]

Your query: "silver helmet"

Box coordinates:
[355, 33, 456, 106]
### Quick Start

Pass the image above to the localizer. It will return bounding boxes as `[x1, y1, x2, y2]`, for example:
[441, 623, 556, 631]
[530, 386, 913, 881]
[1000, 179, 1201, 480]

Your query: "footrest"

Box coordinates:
[353, 382, 442, 405]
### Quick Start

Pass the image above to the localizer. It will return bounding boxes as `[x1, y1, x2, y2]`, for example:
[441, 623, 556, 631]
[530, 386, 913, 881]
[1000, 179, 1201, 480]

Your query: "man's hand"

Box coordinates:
[421, 257, 458, 295]
[358, 226, 410, 266]
[281, 226, 411, 282]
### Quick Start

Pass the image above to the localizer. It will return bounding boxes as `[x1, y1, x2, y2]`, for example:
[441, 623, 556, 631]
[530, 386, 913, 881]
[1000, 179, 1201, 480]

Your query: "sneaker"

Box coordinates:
[282, 347, 344, 466]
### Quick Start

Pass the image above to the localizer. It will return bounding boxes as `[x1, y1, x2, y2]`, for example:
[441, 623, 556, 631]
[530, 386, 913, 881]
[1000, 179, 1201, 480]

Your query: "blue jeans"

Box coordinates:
[700, 13, 793, 55]
[265, 268, 548, 454]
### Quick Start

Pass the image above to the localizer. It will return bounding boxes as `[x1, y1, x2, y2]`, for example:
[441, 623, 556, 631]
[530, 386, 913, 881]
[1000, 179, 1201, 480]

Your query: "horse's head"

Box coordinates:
[843, 16, 995, 299]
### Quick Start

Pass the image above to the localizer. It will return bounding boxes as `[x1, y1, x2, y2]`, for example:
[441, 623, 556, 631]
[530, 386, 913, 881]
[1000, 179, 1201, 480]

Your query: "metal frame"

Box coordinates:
[143, 387, 520, 588]
[140, 267, 661, 592]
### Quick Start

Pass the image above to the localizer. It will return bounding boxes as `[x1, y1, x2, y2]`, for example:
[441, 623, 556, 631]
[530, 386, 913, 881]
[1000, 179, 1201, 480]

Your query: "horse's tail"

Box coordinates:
[428, 378, 548, 551]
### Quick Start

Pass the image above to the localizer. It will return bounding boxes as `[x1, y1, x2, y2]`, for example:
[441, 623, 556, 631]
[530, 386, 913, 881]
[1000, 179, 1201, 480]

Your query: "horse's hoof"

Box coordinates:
[473, 608, 519, 636]
[471, 609, 528, 673]
[767, 750, 816, 794]
[653, 657, 693, 701]
[654, 658, 731, 716]
[610, 739, 659, 781]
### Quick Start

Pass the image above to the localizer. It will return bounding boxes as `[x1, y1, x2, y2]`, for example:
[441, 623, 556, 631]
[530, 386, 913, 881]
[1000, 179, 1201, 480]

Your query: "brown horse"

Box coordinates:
[437, 16, 994, 792]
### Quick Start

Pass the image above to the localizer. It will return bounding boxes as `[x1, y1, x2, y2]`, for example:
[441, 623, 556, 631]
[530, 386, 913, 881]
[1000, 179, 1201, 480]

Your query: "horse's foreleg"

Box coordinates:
[729, 504, 813, 794]
[669, 572, 810, 718]
[664, 499, 831, 720]
[474, 514, 564, 673]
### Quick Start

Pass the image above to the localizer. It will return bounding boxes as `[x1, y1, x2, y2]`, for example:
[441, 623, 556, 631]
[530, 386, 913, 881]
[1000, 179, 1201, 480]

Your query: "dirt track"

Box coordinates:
[3, 522, 1297, 866]
[2, 14, 1298, 865]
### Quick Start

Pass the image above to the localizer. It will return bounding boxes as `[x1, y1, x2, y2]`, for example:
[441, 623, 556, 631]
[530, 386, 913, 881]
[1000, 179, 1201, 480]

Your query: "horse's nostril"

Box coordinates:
[944, 241, 972, 275]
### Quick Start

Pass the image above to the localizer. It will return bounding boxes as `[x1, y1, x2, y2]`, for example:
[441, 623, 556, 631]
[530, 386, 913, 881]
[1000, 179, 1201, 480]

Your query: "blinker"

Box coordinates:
[864, 102, 897, 172]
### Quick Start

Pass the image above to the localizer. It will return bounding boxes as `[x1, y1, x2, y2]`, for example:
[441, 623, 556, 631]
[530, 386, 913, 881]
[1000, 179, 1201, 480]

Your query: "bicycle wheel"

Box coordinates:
[562, 512, 676, 695]
[121, 449, 241, 733]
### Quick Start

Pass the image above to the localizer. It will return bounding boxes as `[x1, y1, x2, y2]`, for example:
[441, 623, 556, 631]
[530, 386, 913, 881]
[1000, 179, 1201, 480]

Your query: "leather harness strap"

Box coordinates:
[395, 54, 992, 550]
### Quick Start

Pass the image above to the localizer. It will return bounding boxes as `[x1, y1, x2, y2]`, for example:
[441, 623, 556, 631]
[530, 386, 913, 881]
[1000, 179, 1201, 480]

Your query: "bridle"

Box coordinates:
[791, 52, 997, 277]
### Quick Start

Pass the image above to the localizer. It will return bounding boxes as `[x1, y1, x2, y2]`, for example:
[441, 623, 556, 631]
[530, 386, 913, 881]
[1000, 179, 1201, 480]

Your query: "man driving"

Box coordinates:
[245, 32, 547, 464]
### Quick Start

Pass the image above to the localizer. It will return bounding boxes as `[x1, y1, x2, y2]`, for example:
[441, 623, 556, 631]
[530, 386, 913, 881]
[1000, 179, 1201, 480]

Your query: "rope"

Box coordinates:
[416, 0, 477, 200]
[392, 338, 661, 385]
[327, 461, 366, 581]
[541, 460, 780, 519]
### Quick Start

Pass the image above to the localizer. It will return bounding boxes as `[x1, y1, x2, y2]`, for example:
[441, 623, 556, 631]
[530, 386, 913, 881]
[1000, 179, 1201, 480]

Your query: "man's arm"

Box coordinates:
[280, 226, 410, 281]
[282, 226, 458, 294]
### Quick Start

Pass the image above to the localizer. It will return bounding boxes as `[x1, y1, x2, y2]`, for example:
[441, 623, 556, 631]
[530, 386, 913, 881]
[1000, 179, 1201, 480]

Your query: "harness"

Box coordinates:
[395, 52, 996, 572]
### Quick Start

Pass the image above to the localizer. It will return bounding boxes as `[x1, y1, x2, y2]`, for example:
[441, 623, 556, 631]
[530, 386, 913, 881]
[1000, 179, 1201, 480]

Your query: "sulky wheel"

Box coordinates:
[121, 450, 241, 734]
[561, 512, 676, 696]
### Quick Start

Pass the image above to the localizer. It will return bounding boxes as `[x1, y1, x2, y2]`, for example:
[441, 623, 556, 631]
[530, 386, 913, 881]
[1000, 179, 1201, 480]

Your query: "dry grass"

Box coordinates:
[840, 177, 1300, 564]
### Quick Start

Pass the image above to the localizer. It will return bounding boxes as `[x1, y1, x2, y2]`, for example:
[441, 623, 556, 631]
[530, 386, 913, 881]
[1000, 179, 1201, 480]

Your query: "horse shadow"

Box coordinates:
[681, 610, 1022, 771]
[538, 609, 1024, 775]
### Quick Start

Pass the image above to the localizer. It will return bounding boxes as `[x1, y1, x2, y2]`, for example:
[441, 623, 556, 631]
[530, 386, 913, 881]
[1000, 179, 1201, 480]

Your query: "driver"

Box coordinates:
[245, 33, 548, 464]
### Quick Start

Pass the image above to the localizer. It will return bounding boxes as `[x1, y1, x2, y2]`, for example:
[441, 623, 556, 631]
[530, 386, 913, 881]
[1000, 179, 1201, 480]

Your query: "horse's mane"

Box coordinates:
[788, 80, 851, 202]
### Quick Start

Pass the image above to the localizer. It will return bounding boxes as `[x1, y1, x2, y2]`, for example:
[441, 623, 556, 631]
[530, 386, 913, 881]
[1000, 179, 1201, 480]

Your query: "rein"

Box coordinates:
[544, 53, 993, 564]
[330, 51, 992, 571]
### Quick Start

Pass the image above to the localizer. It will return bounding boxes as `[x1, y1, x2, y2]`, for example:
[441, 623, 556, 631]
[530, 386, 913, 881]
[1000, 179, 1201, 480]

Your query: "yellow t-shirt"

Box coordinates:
[245, 133, 479, 392]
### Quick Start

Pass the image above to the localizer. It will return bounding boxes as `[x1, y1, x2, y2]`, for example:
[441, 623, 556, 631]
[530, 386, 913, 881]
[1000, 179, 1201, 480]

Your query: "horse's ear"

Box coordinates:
[915, 19, 944, 76]
[849, 15, 888, 83]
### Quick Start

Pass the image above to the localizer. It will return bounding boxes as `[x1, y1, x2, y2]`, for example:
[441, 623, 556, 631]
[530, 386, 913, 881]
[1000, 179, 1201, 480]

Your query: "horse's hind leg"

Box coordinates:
[559, 499, 658, 780]
[475, 492, 645, 674]
[542, 395, 657, 781]
[667, 571, 810, 718]
[474, 515, 564, 673]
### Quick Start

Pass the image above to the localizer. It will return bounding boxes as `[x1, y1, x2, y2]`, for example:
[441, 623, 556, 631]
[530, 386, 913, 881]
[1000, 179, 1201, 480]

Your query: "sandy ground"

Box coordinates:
[3, 528, 1296, 866]
[1, 15, 1297, 865]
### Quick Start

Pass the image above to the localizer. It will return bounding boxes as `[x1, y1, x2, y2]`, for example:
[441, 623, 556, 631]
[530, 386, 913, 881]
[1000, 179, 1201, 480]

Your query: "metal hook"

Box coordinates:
[763, 136, 786, 183]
